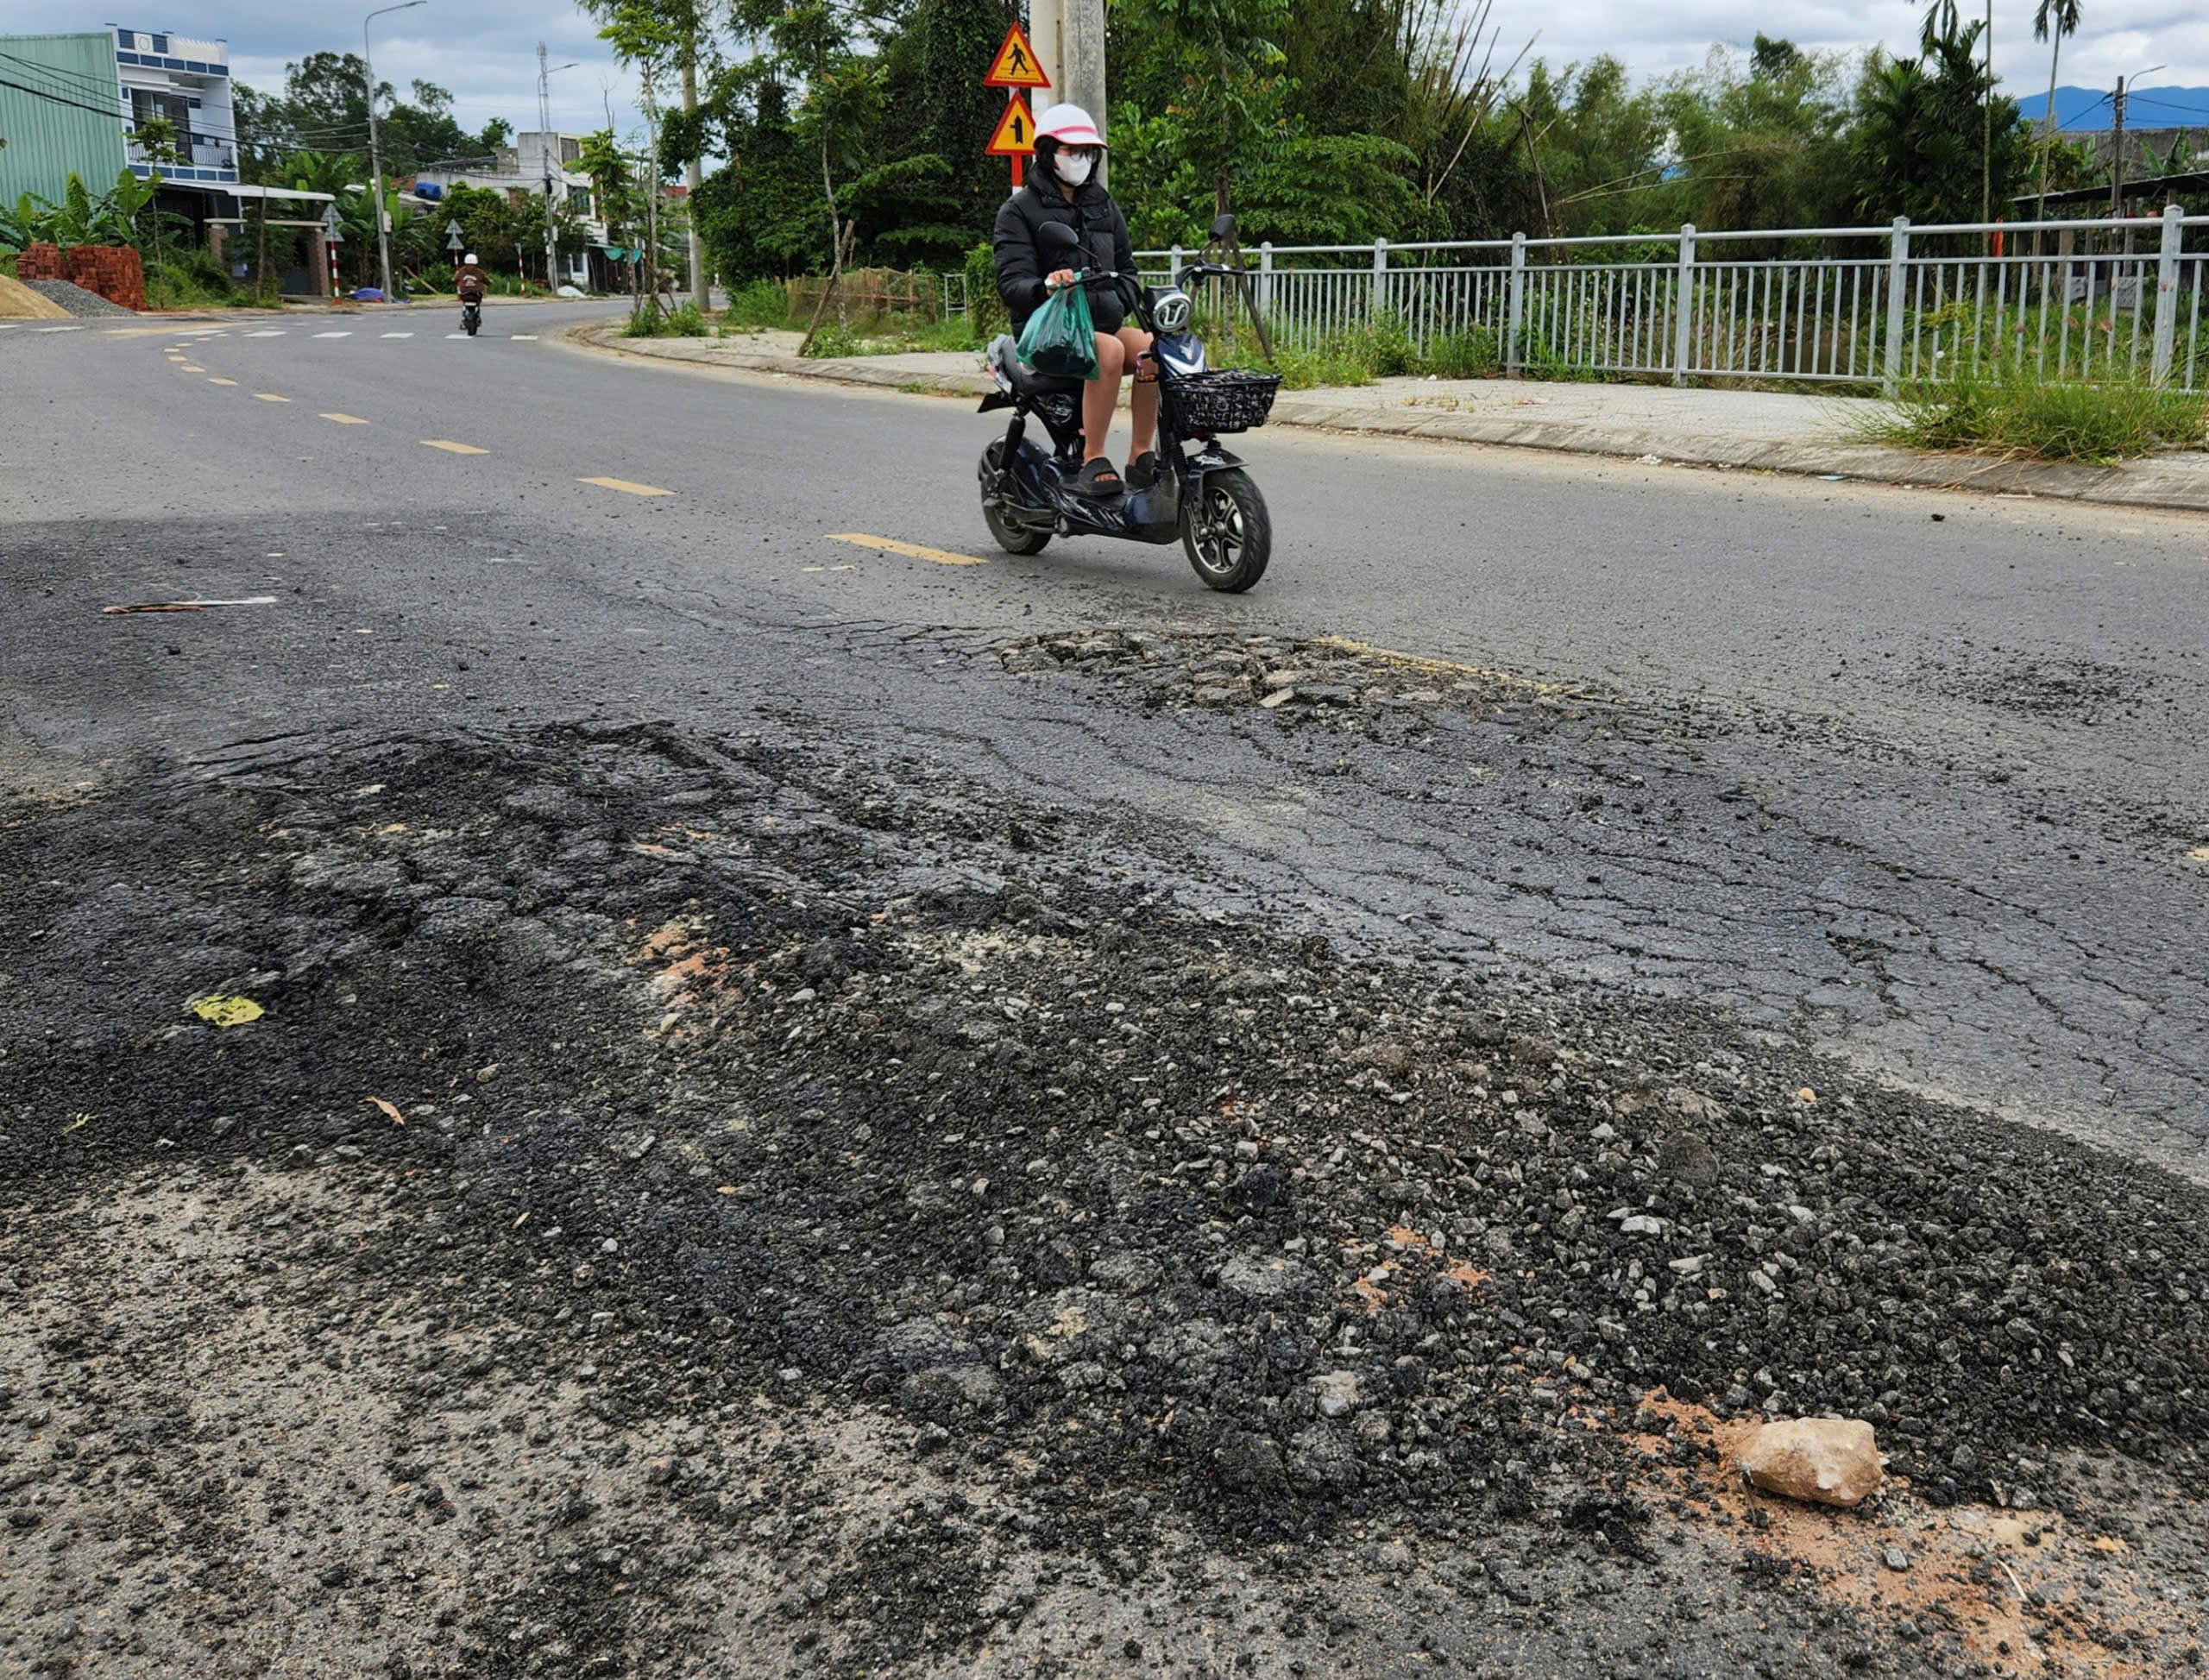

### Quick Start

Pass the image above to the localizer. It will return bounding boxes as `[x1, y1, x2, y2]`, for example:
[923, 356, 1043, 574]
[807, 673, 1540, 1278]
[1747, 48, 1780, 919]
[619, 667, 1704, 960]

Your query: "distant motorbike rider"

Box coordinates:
[455, 254, 488, 305]
[991, 104, 1158, 499]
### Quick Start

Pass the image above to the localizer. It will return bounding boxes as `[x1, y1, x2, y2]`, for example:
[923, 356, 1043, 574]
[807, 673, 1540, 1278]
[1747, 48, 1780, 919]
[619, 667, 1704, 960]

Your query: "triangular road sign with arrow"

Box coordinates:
[984, 22, 1050, 90]
[985, 94, 1037, 156]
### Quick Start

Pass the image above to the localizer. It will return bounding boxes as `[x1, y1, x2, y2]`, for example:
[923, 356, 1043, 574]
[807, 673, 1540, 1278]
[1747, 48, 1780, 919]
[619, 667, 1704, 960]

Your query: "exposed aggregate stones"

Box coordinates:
[996, 630, 1577, 723]
[3, 719, 2206, 1675]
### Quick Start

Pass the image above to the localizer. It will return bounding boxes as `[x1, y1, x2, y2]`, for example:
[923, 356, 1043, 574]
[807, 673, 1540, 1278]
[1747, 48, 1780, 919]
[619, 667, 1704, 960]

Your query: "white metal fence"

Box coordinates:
[1136, 209, 2209, 391]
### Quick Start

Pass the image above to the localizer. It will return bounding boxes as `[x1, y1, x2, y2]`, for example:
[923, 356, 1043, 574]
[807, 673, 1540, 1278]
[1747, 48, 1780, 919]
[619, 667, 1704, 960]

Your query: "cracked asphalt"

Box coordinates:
[6, 305, 2205, 1169]
[4, 305, 2209, 1678]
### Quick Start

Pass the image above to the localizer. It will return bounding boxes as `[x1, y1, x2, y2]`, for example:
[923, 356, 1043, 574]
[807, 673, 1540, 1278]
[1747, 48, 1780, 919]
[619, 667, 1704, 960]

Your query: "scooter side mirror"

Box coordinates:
[1210, 212, 1237, 242]
[1038, 222, 1081, 256]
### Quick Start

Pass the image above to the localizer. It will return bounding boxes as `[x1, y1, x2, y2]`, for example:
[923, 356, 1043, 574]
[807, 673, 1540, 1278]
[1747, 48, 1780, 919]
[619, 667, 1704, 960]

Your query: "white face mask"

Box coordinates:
[1053, 150, 1094, 187]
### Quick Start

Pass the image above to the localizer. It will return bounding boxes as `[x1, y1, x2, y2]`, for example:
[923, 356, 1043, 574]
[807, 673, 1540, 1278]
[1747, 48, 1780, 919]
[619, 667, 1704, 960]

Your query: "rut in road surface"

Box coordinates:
[3, 714, 2205, 1678]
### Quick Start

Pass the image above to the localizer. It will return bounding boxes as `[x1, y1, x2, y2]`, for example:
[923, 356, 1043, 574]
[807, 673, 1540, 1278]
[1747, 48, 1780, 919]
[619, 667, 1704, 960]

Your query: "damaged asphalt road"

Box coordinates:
[5, 325, 2209, 1677]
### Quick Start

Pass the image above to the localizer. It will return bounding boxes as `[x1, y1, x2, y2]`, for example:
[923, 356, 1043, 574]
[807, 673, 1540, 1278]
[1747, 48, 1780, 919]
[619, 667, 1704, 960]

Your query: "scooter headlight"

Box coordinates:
[1152, 288, 1193, 334]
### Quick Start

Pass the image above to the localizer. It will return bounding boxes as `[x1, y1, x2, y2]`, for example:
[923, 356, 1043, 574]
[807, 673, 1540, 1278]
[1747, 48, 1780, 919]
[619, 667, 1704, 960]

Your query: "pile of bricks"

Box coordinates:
[12, 243, 145, 310]
[62, 245, 145, 312]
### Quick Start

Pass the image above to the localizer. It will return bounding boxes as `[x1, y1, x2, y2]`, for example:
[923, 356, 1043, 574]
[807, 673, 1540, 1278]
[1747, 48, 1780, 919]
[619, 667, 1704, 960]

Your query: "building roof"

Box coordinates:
[2018, 171, 2209, 209]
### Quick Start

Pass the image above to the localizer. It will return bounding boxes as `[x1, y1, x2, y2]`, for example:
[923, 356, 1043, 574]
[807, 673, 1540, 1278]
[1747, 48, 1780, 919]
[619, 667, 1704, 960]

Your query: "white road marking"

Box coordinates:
[511, 334, 538, 341]
[245, 330, 286, 337]
[313, 330, 353, 338]
[381, 331, 414, 338]
[37, 325, 85, 333]
[445, 332, 471, 339]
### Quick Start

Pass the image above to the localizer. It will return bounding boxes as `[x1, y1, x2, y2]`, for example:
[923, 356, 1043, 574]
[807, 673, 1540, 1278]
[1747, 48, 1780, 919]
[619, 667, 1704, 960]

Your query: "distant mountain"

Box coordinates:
[2013, 85, 2209, 132]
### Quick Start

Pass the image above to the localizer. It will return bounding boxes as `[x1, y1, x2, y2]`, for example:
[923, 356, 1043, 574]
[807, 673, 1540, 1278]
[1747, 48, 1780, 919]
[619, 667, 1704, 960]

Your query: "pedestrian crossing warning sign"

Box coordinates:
[985, 22, 1050, 90]
[986, 95, 1036, 156]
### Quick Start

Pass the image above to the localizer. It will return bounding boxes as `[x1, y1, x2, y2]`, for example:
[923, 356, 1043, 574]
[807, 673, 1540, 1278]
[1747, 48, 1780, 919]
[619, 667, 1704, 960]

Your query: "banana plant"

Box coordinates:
[0, 192, 53, 251]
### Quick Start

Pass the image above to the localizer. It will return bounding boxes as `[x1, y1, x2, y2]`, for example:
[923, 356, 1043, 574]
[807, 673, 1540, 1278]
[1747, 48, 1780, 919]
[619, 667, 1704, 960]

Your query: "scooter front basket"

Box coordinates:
[1162, 369, 1281, 435]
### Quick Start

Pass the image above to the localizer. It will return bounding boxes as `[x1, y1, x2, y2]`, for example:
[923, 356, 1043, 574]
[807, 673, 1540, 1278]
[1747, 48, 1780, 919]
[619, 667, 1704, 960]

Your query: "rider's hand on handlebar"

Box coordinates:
[1046, 267, 1077, 292]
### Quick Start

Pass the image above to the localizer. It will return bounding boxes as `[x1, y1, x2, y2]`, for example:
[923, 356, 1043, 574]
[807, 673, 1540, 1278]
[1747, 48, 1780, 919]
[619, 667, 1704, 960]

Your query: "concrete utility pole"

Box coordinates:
[682, 48, 707, 315]
[2110, 75, 2126, 217]
[1029, 0, 1106, 173]
[363, 0, 427, 303]
[538, 44, 577, 290]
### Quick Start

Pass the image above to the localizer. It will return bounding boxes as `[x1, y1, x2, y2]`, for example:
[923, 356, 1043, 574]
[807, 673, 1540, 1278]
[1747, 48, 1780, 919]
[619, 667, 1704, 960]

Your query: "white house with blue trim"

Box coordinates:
[112, 25, 236, 186]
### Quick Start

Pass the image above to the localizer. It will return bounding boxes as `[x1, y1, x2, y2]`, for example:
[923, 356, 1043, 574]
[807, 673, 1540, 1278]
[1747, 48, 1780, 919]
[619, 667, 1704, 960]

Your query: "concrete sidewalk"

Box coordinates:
[576, 324, 2209, 514]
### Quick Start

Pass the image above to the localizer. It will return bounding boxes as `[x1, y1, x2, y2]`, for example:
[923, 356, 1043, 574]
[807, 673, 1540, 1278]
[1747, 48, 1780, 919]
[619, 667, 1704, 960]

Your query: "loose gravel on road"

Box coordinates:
[4, 707, 2206, 1678]
[18, 279, 138, 318]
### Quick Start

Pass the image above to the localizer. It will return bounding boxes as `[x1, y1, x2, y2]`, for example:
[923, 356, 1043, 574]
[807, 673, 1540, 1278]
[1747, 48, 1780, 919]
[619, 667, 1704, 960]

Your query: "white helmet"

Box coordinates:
[463, 252, 477, 264]
[1034, 104, 1105, 149]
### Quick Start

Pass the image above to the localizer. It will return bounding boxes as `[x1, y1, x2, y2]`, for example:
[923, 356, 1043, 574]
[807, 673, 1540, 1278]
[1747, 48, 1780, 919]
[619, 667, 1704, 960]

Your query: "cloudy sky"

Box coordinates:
[12, 0, 2208, 146]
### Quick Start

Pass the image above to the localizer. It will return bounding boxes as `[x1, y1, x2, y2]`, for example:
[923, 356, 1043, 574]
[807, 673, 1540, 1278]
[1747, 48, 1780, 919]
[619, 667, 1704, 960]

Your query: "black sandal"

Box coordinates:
[1072, 458, 1123, 498]
[1125, 450, 1160, 491]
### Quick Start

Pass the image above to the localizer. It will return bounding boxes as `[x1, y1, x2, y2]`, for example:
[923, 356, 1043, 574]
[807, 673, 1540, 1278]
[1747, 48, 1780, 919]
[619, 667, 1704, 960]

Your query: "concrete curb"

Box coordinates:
[563, 324, 2209, 515]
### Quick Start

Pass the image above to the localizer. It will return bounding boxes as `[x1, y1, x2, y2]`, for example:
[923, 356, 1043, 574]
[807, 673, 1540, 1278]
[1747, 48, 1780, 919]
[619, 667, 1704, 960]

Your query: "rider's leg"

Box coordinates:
[1082, 331, 1126, 465]
[1116, 326, 1157, 459]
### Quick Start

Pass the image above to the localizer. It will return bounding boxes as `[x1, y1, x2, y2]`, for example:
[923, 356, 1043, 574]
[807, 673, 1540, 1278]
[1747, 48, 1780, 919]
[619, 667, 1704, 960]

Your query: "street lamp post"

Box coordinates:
[538, 44, 579, 292]
[363, 0, 428, 303]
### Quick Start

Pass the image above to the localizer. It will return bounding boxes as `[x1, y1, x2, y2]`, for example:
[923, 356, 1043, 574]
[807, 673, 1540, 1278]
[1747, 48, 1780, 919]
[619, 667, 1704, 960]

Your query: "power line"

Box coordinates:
[0, 73, 131, 123]
[0, 49, 130, 102]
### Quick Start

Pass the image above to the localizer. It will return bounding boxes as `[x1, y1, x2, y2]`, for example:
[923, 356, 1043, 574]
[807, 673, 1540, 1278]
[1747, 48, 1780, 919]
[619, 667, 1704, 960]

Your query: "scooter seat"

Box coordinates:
[988, 334, 1084, 401]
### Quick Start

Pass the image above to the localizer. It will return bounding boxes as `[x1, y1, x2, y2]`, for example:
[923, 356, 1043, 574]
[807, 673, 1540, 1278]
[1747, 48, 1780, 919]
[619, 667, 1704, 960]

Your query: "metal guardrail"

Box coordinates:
[1138, 210, 2209, 391]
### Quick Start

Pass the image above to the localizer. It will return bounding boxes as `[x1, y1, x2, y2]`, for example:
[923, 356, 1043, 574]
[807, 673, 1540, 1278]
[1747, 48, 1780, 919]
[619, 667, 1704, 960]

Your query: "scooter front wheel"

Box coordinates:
[979, 441, 1051, 556]
[1181, 468, 1270, 593]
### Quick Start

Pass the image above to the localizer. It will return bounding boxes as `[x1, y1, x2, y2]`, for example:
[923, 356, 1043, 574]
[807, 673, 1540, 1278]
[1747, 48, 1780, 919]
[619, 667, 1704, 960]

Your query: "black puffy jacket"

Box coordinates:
[992, 161, 1136, 335]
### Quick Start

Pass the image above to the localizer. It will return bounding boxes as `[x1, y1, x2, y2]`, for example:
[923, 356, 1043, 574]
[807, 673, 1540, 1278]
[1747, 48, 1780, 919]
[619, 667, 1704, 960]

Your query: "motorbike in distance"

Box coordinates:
[460, 293, 481, 337]
[977, 213, 1280, 593]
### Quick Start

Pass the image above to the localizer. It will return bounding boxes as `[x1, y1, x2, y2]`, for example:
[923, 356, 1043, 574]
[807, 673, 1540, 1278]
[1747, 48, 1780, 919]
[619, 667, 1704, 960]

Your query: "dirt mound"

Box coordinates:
[0, 274, 70, 320]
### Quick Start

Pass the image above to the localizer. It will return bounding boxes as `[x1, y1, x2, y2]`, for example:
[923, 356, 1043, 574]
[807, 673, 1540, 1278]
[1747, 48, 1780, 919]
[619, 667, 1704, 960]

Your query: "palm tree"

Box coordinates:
[2032, 0, 2081, 227]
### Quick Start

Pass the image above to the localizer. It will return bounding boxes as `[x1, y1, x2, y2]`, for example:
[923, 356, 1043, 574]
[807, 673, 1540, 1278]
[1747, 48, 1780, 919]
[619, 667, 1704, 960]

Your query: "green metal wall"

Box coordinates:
[0, 34, 129, 206]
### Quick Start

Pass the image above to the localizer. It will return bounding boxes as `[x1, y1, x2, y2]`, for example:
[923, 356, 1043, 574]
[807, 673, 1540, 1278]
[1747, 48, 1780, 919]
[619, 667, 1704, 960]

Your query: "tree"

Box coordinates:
[126, 116, 181, 295]
[1849, 18, 2022, 227]
[2030, 0, 2081, 226]
[233, 54, 475, 184]
[1111, 0, 1293, 220]
[586, 0, 720, 311]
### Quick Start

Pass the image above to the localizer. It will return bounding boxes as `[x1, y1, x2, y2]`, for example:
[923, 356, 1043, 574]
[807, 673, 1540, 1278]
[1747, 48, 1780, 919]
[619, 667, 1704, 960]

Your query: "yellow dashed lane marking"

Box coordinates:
[828, 532, 987, 566]
[422, 439, 488, 455]
[321, 412, 368, 425]
[208, 378, 237, 386]
[578, 475, 671, 497]
[255, 393, 291, 403]
[181, 364, 204, 372]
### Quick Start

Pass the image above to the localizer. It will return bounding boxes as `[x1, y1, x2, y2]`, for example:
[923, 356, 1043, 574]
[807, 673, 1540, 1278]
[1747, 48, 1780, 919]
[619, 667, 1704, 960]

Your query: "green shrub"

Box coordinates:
[1366, 310, 1417, 377]
[802, 322, 859, 358]
[145, 249, 233, 310]
[1274, 336, 1377, 390]
[963, 242, 1004, 339]
[1421, 326, 1501, 379]
[725, 277, 790, 330]
[663, 300, 708, 337]
[1866, 356, 2209, 462]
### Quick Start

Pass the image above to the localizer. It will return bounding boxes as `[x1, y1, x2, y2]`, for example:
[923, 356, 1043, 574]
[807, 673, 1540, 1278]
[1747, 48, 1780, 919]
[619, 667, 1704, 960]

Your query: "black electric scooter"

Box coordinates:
[977, 214, 1280, 593]
[461, 294, 481, 337]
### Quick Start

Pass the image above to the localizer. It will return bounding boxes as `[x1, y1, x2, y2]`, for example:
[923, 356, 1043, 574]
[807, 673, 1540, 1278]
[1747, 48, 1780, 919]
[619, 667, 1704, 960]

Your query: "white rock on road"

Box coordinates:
[1738, 1417, 1884, 1508]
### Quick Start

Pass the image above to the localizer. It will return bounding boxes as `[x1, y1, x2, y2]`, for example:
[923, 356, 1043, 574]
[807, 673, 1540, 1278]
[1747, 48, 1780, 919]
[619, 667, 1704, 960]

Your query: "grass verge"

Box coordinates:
[1864, 358, 2209, 462]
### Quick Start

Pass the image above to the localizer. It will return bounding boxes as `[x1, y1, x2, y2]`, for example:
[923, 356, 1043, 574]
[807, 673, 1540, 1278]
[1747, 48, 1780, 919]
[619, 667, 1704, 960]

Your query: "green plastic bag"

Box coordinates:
[1016, 279, 1098, 380]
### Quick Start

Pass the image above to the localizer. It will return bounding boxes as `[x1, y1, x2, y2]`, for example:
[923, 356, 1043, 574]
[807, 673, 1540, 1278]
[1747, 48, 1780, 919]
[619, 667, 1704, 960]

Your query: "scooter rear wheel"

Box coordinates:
[1181, 468, 1270, 593]
[979, 442, 1051, 556]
